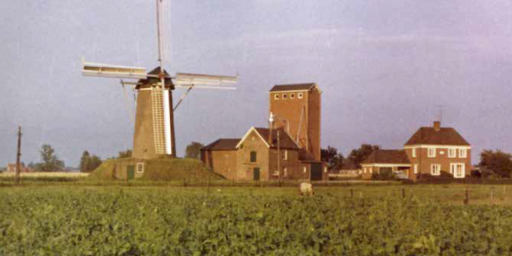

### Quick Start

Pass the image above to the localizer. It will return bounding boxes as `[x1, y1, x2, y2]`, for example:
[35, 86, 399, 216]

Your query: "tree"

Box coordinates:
[118, 149, 132, 159]
[80, 151, 102, 172]
[35, 144, 65, 172]
[321, 146, 344, 172]
[346, 144, 381, 169]
[79, 151, 91, 172]
[479, 149, 512, 178]
[185, 142, 204, 159]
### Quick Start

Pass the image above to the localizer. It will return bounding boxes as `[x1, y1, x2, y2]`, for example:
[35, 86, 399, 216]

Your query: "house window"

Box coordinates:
[283, 167, 288, 177]
[298, 93, 303, 99]
[428, 148, 436, 158]
[448, 148, 456, 158]
[451, 163, 465, 178]
[136, 163, 145, 174]
[282, 93, 288, 99]
[459, 148, 467, 158]
[431, 164, 441, 176]
[290, 93, 295, 99]
[414, 164, 418, 174]
[250, 151, 257, 162]
[303, 166, 307, 173]
[412, 148, 416, 158]
[274, 94, 279, 100]
[282, 150, 288, 160]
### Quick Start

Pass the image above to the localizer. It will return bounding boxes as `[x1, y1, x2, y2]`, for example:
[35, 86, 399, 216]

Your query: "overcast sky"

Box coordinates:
[1, 0, 512, 167]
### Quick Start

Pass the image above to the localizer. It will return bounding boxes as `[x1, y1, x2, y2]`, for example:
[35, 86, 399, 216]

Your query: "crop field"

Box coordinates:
[1, 185, 512, 255]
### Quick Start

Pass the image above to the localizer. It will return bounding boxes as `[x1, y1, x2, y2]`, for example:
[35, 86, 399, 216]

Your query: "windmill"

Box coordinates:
[81, 0, 237, 159]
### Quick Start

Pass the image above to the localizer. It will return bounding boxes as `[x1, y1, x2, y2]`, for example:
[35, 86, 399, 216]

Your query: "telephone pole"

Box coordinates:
[15, 126, 22, 185]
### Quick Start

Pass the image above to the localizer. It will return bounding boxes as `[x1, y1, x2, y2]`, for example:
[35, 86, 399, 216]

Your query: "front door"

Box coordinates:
[310, 163, 323, 181]
[451, 163, 465, 178]
[253, 168, 260, 181]
[127, 165, 135, 180]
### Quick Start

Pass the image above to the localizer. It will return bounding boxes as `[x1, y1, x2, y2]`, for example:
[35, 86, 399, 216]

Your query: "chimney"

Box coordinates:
[433, 121, 441, 132]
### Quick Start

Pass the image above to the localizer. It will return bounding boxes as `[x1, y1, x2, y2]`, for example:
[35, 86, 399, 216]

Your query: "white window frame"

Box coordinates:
[283, 167, 288, 177]
[282, 93, 288, 99]
[431, 164, 441, 176]
[412, 148, 416, 158]
[459, 148, 467, 158]
[450, 163, 465, 178]
[136, 162, 145, 174]
[282, 150, 288, 160]
[414, 164, 418, 174]
[428, 148, 436, 158]
[303, 166, 307, 173]
[290, 93, 295, 99]
[274, 94, 279, 100]
[298, 93, 303, 99]
[448, 148, 456, 158]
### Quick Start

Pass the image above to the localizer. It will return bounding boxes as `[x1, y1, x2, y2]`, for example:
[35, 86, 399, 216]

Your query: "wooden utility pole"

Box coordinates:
[277, 130, 281, 187]
[15, 126, 22, 185]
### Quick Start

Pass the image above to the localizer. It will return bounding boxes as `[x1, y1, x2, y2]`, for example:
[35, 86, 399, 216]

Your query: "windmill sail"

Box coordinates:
[82, 61, 147, 79]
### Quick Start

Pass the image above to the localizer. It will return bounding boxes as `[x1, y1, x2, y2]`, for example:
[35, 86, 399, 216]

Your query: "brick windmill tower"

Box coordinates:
[81, 0, 237, 160]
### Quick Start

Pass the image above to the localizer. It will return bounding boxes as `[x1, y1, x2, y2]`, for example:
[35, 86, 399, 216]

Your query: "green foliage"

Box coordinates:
[321, 146, 344, 172]
[480, 150, 512, 178]
[34, 144, 65, 172]
[371, 168, 396, 180]
[185, 142, 204, 159]
[347, 144, 380, 168]
[2, 187, 512, 255]
[79, 151, 102, 173]
[118, 149, 132, 159]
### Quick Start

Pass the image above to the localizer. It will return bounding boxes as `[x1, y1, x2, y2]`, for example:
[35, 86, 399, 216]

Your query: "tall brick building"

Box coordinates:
[201, 84, 325, 181]
[269, 84, 321, 161]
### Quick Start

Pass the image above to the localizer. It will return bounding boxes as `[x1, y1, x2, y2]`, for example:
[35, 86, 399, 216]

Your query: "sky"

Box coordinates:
[1, 0, 512, 167]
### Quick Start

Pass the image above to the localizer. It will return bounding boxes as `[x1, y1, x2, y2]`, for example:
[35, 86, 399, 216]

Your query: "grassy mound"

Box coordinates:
[142, 158, 224, 181]
[88, 158, 224, 182]
[87, 159, 117, 181]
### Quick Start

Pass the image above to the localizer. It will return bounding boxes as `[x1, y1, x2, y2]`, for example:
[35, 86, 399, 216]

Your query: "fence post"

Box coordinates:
[402, 188, 406, 198]
[464, 187, 469, 205]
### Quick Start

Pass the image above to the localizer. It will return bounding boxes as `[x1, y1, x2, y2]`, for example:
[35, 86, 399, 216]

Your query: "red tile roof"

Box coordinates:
[270, 83, 315, 92]
[201, 139, 240, 151]
[405, 127, 470, 146]
[254, 127, 300, 150]
[361, 150, 411, 165]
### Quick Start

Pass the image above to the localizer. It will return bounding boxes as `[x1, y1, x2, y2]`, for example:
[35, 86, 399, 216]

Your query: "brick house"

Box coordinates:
[201, 83, 326, 181]
[361, 121, 471, 180]
[360, 150, 411, 179]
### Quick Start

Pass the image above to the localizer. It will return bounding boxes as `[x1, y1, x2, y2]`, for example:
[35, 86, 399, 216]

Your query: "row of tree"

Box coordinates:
[321, 144, 381, 172]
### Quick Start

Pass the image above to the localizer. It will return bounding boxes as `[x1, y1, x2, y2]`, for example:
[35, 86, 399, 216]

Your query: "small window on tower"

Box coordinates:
[298, 93, 304, 99]
[274, 94, 279, 100]
[282, 93, 288, 99]
[290, 93, 295, 99]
